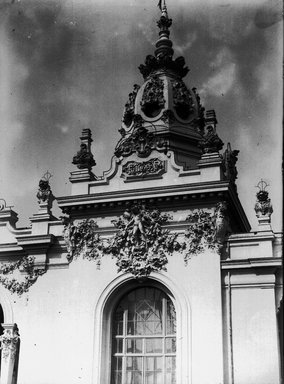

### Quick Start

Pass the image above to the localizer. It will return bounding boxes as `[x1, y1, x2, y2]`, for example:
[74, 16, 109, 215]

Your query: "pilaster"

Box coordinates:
[0, 324, 20, 384]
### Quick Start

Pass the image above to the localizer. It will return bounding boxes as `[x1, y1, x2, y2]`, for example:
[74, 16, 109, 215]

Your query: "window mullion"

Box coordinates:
[122, 309, 127, 384]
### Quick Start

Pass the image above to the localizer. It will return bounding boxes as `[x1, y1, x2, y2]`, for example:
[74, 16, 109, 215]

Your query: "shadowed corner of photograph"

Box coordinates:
[0, 1, 282, 384]
[254, 0, 283, 28]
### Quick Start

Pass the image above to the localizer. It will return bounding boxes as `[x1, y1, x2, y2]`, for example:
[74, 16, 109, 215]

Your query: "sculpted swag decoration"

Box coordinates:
[109, 204, 180, 278]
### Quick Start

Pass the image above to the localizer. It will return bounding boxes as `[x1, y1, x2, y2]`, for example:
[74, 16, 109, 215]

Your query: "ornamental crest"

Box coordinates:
[172, 80, 195, 119]
[122, 158, 165, 179]
[140, 76, 165, 118]
[122, 84, 140, 127]
[109, 204, 179, 278]
[115, 126, 155, 158]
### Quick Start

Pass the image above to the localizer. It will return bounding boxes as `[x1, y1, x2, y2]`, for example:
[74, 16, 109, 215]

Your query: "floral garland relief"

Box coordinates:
[0, 202, 229, 295]
[0, 256, 46, 296]
[61, 204, 180, 278]
[183, 201, 230, 264]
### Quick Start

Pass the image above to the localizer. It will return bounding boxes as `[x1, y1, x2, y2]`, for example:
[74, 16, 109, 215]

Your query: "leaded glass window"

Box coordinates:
[111, 287, 176, 384]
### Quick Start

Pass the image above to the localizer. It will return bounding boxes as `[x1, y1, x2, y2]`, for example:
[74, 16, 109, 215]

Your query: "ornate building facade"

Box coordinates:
[0, 3, 282, 384]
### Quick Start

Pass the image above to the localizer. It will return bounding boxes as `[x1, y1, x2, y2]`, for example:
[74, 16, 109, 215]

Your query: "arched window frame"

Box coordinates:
[93, 273, 191, 384]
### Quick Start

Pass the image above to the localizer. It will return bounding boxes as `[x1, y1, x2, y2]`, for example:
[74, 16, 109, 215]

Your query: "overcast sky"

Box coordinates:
[0, 0, 282, 231]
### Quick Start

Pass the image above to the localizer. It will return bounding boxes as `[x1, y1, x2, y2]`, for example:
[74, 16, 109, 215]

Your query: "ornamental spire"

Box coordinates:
[138, 1, 189, 79]
[155, 0, 174, 60]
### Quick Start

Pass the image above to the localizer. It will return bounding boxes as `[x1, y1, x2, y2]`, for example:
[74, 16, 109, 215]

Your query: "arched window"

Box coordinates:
[111, 286, 176, 384]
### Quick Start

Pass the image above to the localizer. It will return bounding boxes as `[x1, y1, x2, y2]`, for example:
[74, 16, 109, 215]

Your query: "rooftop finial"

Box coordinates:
[254, 179, 273, 229]
[155, 0, 173, 60]
[138, 0, 189, 79]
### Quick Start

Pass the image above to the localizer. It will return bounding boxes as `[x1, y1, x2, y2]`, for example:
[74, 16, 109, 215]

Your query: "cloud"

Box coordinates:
[174, 31, 197, 56]
[0, 22, 30, 199]
[199, 48, 237, 98]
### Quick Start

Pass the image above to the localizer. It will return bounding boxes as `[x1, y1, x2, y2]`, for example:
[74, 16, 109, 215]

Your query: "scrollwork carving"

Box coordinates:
[122, 158, 165, 179]
[115, 126, 155, 158]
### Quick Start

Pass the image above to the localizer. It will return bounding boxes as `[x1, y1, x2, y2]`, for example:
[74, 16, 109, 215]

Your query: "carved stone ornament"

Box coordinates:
[122, 158, 166, 179]
[139, 54, 189, 80]
[109, 204, 180, 278]
[192, 88, 205, 133]
[254, 190, 273, 218]
[72, 143, 96, 170]
[140, 76, 165, 117]
[172, 80, 195, 119]
[37, 179, 54, 207]
[115, 126, 155, 158]
[222, 143, 239, 184]
[183, 203, 230, 264]
[138, 4, 188, 79]
[0, 325, 20, 361]
[198, 125, 224, 154]
[61, 217, 103, 266]
[122, 84, 140, 127]
[161, 109, 175, 124]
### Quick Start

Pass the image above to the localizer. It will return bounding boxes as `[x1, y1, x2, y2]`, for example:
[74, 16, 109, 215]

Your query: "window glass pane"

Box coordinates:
[165, 371, 176, 384]
[145, 356, 162, 371]
[126, 356, 143, 371]
[126, 371, 142, 384]
[112, 356, 122, 371]
[112, 371, 122, 384]
[126, 338, 143, 354]
[166, 356, 176, 372]
[165, 337, 176, 353]
[114, 321, 123, 335]
[115, 307, 124, 321]
[112, 356, 123, 384]
[113, 338, 123, 353]
[145, 371, 163, 384]
[145, 338, 163, 354]
[166, 300, 176, 335]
